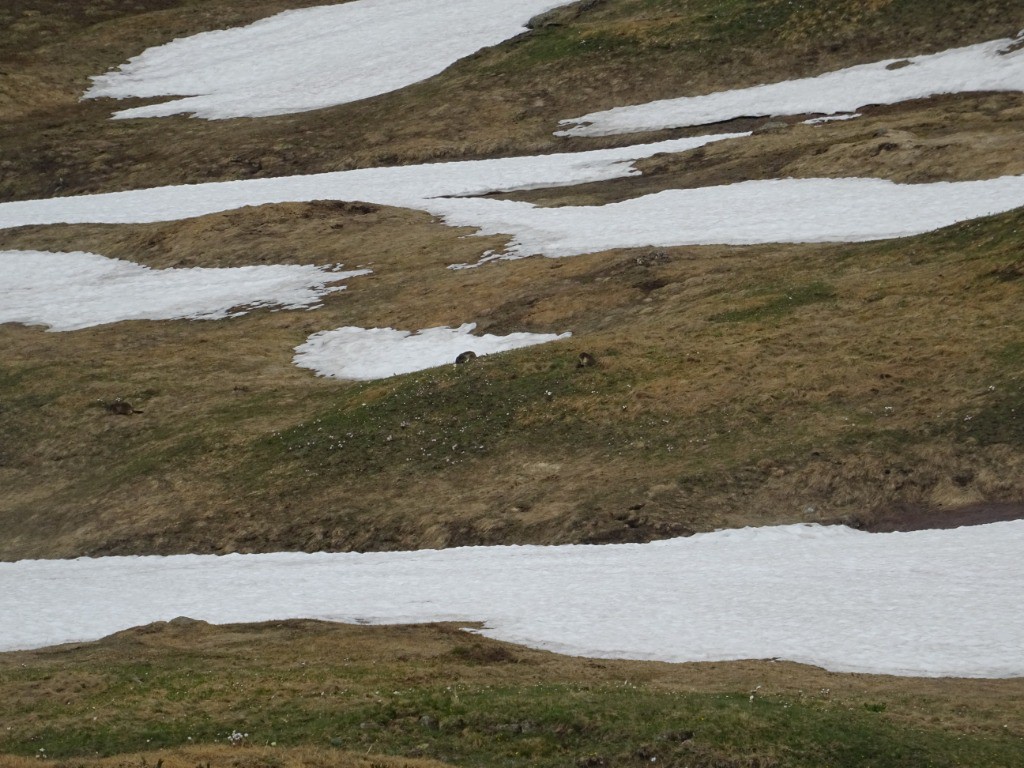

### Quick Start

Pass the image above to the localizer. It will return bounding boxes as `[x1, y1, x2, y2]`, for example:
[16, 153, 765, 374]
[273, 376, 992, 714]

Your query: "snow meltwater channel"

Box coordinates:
[3, 522, 1023, 679]
[3, 136, 1024, 264]
[558, 32, 1024, 137]
[85, 0, 576, 120]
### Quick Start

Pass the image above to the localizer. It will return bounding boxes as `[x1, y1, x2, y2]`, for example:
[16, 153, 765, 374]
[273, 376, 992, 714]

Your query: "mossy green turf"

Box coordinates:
[3, 648, 1021, 768]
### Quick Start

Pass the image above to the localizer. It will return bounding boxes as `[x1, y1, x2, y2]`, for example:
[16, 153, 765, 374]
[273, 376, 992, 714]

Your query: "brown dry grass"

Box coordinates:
[2, 0, 1021, 201]
[2, 196, 1023, 558]
[505, 92, 1024, 207]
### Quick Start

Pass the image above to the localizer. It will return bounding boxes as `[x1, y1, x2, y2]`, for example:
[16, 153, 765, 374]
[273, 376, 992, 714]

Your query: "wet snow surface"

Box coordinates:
[557, 33, 1024, 137]
[3, 522, 1024, 678]
[85, 0, 575, 119]
[0, 250, 368, 331]
[294, 323, 571, 380]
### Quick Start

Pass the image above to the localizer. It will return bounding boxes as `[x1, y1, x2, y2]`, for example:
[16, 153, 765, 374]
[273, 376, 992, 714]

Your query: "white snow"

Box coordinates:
[0, 250, 369, 331]
[294, 323, 571, 380]
[3, 138, 1024, 264]
[0, 135, 745, 230]
[803, 112, 862, 126]
[439, 175, 1024, 262]
[84, 0, 574, 120]
[2, 522, 1023, 678]
[557, 34, 1024, 137]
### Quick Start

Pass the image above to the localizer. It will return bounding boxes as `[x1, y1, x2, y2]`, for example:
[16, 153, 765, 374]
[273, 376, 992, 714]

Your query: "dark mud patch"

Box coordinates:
[857, 502, 1024, 533]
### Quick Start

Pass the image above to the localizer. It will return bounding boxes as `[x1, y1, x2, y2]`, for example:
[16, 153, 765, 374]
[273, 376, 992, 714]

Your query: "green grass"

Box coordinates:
[700, 0, 803, 46]
[499, 0, 1017, 75]
[253, 346, 811, 489]
[957, 383, 1024, 447]
[258, 349, 628, 474]
[709, 282, 837, 324]
[4, 659, 1021, 768]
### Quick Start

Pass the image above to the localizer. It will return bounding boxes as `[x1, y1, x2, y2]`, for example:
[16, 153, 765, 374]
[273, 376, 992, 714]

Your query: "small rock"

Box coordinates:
[635, 250, 670, 267]
[885, 59, 913, 70]
[105, 399, 141, 416]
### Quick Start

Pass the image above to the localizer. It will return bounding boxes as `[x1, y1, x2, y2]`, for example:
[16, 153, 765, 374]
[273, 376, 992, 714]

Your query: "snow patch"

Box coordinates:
[294, 323, 571, 380]
[84, 0, 575, 120]
[557, 34, 1024, 137]
[803, 112, 862, 126]
[0, 135, 745, 230]
[4, 137, 1024, 264]
[0, 250, 369, 331]
[440, 175, 1024, 263]
[2, 522, 1023, 678]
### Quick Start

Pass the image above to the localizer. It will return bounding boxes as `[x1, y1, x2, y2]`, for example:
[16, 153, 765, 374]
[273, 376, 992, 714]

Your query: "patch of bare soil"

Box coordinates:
[856, 501, 1024, 533]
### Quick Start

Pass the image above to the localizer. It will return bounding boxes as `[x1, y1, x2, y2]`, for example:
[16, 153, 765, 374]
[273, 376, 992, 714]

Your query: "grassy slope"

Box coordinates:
[1, 620, 1023, 767]
[1, 0, 1023, 558]
[2, 2, 1024, 764]
[0, 0, 1021, 201]
[3, 202, 1024, 557]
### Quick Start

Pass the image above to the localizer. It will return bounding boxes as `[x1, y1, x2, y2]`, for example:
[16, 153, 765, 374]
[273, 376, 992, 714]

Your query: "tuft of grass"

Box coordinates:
[957, 383, 1024, 447]
[260, 349, 596, 475]
[709, 282, 837, 323]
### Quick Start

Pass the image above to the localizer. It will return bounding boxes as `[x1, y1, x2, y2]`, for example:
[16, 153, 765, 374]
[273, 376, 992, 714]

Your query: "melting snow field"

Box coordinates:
[0, 250, 368, 331]
[2, 139, 1024, 264]
[557, 33, 1024, 137]
[294, 323, 571, 380]
[2, 522, 1023, 678]
[6, 9, 1024, 686]
[437, 175, 1024, 262]
[0, 135, 745, 230]
[85, 0, 575, 120]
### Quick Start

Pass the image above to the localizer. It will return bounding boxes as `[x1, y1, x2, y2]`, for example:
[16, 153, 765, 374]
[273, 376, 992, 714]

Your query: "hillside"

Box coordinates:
[2, 1, 1024, 765]
[2, 0, 1024, 559]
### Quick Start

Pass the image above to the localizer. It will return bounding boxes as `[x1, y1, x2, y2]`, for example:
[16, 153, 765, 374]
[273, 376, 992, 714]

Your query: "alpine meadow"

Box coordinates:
[2, 1, 1024, 766]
